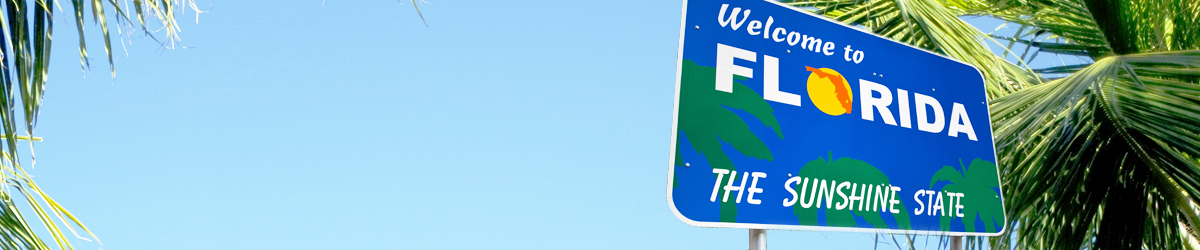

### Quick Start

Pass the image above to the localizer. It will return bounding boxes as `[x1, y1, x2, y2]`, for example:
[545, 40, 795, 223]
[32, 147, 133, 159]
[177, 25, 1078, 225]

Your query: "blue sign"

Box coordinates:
[667, 0, 1005, 235]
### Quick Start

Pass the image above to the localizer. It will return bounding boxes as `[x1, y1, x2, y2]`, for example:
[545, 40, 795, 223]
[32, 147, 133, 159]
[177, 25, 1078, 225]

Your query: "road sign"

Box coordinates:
[667, 0, 1005, 236]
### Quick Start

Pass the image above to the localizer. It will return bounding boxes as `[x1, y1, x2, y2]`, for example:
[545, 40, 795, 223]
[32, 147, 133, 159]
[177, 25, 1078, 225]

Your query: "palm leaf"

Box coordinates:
[989, 50, 1200, 250]
[0, 1, 199, 249]
[785, 0, 1038, 99]
[978, 0, 1111, 55]
[405, 0, 427, 28]
[976, 0, 1199, 58]
[675, 60, 783, 222]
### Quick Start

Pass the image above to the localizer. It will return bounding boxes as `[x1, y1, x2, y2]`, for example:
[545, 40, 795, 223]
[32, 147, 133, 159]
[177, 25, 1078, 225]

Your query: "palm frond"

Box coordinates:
[986, 0, 1111, 55]
[785, 0, 1038, 99]
[406, 0, 427, 28]
[0, 1, 199, 249]
[70, 0, 202, 75]
[989, 50, 1200, 250]
[974, 0, 1200, 58]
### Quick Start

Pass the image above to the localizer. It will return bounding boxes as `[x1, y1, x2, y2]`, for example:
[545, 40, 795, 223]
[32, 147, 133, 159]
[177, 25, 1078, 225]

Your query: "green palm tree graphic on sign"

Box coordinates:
[790, 153, 913, 230]
[929, 158, 1005, 233]
[675, 60, 783, 222]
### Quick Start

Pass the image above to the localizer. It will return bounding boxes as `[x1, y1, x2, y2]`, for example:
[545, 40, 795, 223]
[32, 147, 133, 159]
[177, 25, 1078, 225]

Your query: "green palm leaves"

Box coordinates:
[676, 60, 783, 222]
[786, 0, 1038, 99]
[406, 0, 428, 28]
[792, 154, 912, 229]
[0, 1, 196, 250]
[929, 159, 1003, 233]
[991, 51, 1200, 250]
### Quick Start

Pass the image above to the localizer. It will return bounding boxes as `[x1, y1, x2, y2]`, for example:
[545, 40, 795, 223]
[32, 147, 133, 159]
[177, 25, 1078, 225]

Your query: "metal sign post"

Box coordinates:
[749, 229, 766, 250]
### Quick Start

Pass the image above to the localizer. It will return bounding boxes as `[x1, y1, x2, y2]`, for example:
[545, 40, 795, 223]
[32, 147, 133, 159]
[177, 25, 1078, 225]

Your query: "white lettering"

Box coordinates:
[889, 186, 902, 214]
[717, 5, 750, 30]
[925, 190, 938, 215]
[802, 35, 821, 51]
[783, 176, 804, 207]
[860, 79, 897, 126]
[848, 183, 867, 211]
[762, 17, 774, 39]
[746, 172, 766, 205]
[954, 192, 966, 217]
[858, 82, 979, 140]
[715, 43, 755, 93]
[897, 89, 911, 128]
[913, 189, 925, 215]
[834, 181, 851, 210]
[819, 179, 836, 208]
[873, 184, 889, 212]
[843, 45, 853, 61]
[932, 190, 945, 216]
[710, 168, 730, 202]
[772, 28, 787, 42]
[747, 20, 763, 35]
[723, 171, 750, 203]
[801, 178, 820, 208]
[948, 102, 978, 141]
[915, 93, 945, 133]
[763, 55, 803, 107]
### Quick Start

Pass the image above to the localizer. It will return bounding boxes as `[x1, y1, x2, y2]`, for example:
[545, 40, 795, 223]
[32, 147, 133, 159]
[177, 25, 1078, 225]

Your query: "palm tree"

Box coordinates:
[929, 158, 1004, 234]
[675, 60, 784, 222]
[0, 1, 198, 249]
[782, 0, 1200, 249]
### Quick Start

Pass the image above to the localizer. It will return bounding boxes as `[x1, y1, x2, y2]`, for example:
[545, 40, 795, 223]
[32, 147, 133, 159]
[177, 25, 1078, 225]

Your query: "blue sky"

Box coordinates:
[22, 1, 1083, 249]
